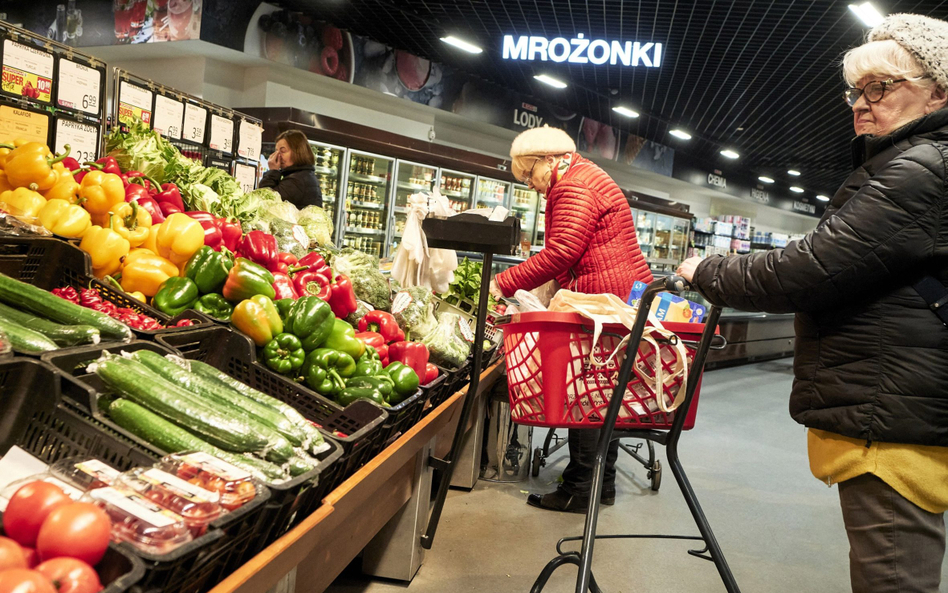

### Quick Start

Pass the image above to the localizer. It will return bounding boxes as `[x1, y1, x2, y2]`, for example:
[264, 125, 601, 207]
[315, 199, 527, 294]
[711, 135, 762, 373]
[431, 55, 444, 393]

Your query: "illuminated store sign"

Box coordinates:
[502, 34, 662, 67]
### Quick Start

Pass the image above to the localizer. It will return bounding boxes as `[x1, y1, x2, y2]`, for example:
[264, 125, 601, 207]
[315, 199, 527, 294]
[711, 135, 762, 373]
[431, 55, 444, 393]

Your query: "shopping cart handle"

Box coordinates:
[662, 275, 690, 294]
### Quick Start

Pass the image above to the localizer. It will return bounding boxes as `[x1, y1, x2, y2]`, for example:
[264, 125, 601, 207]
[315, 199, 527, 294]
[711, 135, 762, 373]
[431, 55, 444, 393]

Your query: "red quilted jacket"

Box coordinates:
[496, 153, 652, 299]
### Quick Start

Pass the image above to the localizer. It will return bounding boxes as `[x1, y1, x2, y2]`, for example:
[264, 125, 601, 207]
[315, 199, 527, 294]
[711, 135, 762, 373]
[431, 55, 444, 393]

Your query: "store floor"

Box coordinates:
[325, 359, 948, 593]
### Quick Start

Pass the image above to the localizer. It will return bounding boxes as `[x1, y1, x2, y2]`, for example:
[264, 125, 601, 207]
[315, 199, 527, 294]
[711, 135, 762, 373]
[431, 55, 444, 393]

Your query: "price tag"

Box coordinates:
[0, 105, 49, 144]
[1, 40, 54, 103]
[56, 59, 101, 115]
[183, 103, 207, 143]
[237, 120, 262, 160]
[54, 118, 99, 163]
[233, 162, 257, 193]
[209, 114, 234, 153]
[153, 95, 184, 139]
[117, 81, 153, 127]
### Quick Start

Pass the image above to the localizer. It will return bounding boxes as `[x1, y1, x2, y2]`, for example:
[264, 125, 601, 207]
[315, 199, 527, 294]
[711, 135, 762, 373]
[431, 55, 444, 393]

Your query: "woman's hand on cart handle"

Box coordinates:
[676, 257, 704, 283]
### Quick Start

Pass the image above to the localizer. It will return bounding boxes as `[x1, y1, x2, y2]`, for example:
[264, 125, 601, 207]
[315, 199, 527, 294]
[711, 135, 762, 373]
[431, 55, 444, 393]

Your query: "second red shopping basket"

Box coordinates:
[502, 311, 710, 430]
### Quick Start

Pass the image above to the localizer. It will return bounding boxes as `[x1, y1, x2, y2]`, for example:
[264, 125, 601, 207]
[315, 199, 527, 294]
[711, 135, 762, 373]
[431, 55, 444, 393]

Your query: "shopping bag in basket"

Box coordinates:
[548, 290, 690, 415]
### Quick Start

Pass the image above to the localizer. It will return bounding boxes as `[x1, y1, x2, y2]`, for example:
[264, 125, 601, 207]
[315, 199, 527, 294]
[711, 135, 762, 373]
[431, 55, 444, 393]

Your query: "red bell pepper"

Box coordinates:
[388, 341, 429, 383]
[293, 268, 332, 300]
[272, 252, 299, 275]
[186, 211, 223, 250]
[358, 310, 405, 343]
[237, 230, 278, 270]
[327, 274, 357, 319]
[424, 362, 439, 385]
[126, 173, 159, 195]
[89, 156, 121, 176]
[217, 218, 243, 252]
[156, 183, 185, 216]
[272, 273, 299, 300]
[61, 157, 81, 172]
[355, 331, 389, 366]
[298, 252, 332, 278]
[124, 182, 151, 204]
[125, 193, 164, 225]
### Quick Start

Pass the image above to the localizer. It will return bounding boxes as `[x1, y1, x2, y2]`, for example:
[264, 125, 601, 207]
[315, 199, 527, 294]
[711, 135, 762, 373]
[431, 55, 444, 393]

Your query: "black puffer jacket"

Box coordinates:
[693, 108, 948, 447]
[260, 165, 323, 209]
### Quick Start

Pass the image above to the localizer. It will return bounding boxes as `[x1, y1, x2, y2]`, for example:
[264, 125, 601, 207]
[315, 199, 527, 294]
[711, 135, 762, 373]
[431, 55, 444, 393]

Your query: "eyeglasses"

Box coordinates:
[520, 157, 541, 186]
[843, 78, 908, 107]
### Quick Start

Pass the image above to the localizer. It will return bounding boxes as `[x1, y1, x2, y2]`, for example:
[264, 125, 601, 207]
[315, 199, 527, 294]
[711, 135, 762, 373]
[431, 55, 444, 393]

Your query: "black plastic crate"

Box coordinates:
[378, 388, 425, 447]
[0, 236, 212, 339]
[429, 359, 472, 409]
[418, 373, 447, 418]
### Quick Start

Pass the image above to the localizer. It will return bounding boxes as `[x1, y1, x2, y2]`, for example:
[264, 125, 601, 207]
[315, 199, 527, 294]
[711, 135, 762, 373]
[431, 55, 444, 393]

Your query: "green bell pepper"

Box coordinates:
[337, 385, 388, 407]
[193, 293, 234, 322]
[385, 361, 420, 404]
[263, 333, 306, 375]
[222, 258, 275, 302]
[301, 347, 356, 397]
[184, 245, 235, 294]
[346, 375, 395, 402]
[353, 346, 385, 378]
[285, 296, 335, 351]
[153, 277, 199, 317]
[275, 298, 295, 322]
[323, 318, 366, 360]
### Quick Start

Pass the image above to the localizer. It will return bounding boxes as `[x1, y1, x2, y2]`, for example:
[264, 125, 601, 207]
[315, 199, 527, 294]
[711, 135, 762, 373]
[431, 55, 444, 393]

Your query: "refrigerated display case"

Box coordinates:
[511, 184, 541, 245]
[632, 209, 690, 269]
[342, 150, 393, 258]
[474, 177, 511, 210]
[390, 160, 438, 254]
[535, 195, 547, 248]
[310, 141, 345, 243]
[632, 209, 655, 260]
[439, 169, 475, 213]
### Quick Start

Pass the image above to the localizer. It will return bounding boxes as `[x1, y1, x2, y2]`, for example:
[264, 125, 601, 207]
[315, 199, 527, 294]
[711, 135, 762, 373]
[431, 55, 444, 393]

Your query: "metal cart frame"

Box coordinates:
[532, 429, 663, 491]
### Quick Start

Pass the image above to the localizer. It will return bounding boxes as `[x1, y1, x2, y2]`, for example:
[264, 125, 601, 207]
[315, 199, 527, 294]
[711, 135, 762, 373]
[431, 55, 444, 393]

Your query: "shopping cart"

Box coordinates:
[498, 276, 739, 593]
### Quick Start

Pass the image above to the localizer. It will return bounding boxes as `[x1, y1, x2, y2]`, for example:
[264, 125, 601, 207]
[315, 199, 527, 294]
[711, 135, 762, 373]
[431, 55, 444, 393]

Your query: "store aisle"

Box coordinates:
[325, 359, 948, 592]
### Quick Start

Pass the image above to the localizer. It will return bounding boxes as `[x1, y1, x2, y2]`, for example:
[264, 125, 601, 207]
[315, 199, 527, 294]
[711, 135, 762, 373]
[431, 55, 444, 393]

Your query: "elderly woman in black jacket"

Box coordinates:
[678, 14, 948, 593]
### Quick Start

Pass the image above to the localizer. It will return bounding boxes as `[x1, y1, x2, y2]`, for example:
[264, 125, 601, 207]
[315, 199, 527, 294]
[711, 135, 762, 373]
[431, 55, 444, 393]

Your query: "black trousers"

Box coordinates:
[560, 428, 619, 497]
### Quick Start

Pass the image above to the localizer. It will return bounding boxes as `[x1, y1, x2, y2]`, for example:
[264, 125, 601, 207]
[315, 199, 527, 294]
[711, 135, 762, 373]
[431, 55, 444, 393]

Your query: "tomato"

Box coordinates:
[0, 536, 27, 571]
[36, 558, 102, 593]
[4, 482, 72, 547]
[0, 569, 57, 593]
[21, 547, 38, 569]
[36, 504, 110, 566]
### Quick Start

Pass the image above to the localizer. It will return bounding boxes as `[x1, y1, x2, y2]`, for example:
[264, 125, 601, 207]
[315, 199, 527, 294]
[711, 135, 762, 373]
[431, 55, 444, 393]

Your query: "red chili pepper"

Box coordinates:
[237, 230, 278, 270]
[92, 301, 119, 318]
[272, 272, 300, 300]
[358, 310, 405, 343]
[156, 183, 186, 215]
[79, 288, 102, 308]
[139, 316, 162, 330]
[52, 287, 80, 304]
[118, 310, 142, 328]
[388, 341, 429, 383]
[185, 211, 224, 250]
[217, 218, 243, 252]
[293, 269, 332, 300]
[424, 362, 439, 385]
[175, 319, 195, 327]
[355, 331, 389, 366]
[327, 274, 357, 319]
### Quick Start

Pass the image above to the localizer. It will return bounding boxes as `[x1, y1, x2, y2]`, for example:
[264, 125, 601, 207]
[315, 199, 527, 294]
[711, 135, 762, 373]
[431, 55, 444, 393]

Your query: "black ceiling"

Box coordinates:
[288, 0, 948, 196]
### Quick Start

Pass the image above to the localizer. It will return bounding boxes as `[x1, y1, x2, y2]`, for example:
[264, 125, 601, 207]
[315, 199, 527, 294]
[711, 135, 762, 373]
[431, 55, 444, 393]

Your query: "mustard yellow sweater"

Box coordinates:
[808, 429, 948, 513]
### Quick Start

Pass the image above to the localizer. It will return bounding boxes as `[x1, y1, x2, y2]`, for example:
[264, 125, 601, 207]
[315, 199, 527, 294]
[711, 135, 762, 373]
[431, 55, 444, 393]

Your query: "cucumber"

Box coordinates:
[108, 399, 287, 482]
[92, 356, 268, 453]
[131, 350, 296, 464]
[0, 274, 133, 341]
[285, 455, 316, 477]
[188, 360, 327, 450]
[0, 301, 99, 346]
[0, 315, 58, 354]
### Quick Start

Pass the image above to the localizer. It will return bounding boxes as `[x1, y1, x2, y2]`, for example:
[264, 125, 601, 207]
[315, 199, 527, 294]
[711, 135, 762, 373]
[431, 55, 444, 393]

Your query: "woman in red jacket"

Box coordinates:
[490, 126, 652, 512]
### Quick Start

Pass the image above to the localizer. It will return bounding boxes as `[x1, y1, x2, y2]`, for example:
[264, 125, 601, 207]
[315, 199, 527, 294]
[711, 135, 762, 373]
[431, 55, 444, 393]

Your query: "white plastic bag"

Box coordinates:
[391, 190, 458, 293]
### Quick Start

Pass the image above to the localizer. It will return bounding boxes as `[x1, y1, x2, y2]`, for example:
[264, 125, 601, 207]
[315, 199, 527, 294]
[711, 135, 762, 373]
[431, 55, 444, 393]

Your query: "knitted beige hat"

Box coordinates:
[510, 125, 576, 158]
[869, 13, 948, 90]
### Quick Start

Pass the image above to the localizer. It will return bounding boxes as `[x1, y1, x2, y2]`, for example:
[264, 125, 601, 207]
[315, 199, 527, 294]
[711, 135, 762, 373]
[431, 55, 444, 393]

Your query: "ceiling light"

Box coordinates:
[787, 169, 801, 176]
[790, 186, 805, 193]
[848, 2, 884, 27]
[669, 129, 692, 140]
[720, 149, 740, 159]
[612, 106, 640, 118]
[534, 74, 568, 89]
[816, 194, 830, 202]
[758, 176, 775, 184]
[440, 36, 483, 54]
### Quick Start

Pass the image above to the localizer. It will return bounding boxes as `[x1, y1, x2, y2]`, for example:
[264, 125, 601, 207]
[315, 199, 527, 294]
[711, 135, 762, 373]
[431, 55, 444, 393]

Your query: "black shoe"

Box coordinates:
[601, 490, 616, 506]
[526, 488, 616, 513]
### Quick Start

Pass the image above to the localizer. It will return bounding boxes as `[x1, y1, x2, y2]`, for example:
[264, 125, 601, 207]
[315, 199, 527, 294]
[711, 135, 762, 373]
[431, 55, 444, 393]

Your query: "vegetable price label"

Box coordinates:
[237, 120, 262, 160]
[233, 162, 257, 193]
[153, 95, 184, 139]
[1, 40, 54, 103]
[54, 118, 99, 163]
[118, 81, 153, 127]
[0, 105, 49, 145]
[57, 59, 101, 115]
[209, 114, 234, 153]
[458, 318, 474, 343]
[183, 103, 207, 143]
[391, 291, 412, 314]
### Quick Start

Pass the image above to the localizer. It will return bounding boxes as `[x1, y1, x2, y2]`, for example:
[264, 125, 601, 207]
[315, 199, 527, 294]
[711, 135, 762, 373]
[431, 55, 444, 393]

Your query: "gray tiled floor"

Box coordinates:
[325, 359, 948, 592]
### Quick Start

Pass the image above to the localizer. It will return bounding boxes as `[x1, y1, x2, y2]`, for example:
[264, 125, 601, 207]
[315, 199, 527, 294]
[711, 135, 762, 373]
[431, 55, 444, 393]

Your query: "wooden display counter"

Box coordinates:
[210, 363, 506, 593]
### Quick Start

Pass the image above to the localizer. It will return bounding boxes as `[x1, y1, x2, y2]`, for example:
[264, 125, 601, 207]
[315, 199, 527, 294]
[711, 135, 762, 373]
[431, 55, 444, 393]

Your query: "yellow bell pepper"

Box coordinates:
[79, 225, 130, 279]
[127, 291, 146, 303]
[156, 213, 204, 266]
[38, 199, 91, 238]
[142, 224, 160, 255]
[0, 187, 47, 220]
[109, 201, 152, 248]
[79, 171, 126, 226]
[42, 173, 81, 204]
[120, 249, 178, 297]
[0, 170, 12, 195]
[3, 143, 70, 191]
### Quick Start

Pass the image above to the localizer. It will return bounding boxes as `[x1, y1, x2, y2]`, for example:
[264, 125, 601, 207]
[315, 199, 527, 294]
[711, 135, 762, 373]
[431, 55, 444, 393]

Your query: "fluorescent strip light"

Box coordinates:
[787, 169, 801, 176]
[848, 3, 884, 27]
[534, 74, 568, 89]
[669, 129, 692, 140]
[612, 106, 640, 118]
[720, 149, 740, 159]
[440, 36, 483, 54]
[790, 186, 805, 193]
[816, 194, 830, 202]
[758, 176, 775, 184]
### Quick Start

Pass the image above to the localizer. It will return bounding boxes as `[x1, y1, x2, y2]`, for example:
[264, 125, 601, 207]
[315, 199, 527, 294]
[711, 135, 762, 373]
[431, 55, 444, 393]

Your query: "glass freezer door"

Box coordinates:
[438, 169, 475, 213]
[390, 160, 438, 255]
[309, 140, 346, 244]
[511, 183, 540, 243]
[633, 209, 656, 260]
[474, 176, 511, 210]
[342, 150, 393, 259]
[535, 195, 547, 247]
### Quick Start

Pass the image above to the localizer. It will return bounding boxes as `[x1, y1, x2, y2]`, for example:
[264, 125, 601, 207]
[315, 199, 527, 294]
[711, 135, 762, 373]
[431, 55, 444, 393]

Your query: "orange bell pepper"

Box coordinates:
[109, 201, 152, 248]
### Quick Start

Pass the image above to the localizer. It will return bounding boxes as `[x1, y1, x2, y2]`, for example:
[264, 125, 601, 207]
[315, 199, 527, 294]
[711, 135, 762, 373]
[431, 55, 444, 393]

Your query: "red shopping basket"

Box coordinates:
[502, 311, 712, 430]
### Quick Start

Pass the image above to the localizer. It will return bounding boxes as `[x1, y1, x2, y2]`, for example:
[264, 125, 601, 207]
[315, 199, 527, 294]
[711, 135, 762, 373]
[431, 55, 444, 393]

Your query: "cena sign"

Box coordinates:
[502, 34, 663, 67]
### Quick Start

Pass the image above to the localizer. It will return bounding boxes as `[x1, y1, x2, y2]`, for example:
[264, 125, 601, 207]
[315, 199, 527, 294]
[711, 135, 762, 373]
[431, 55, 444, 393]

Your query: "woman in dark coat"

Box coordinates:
[678, 14, 948, 593]
[260, 130, 323, 209]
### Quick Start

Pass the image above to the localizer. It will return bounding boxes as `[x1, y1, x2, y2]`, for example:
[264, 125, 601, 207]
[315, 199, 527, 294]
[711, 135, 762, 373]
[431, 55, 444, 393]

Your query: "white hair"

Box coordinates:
[842, 39, 932, 88]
